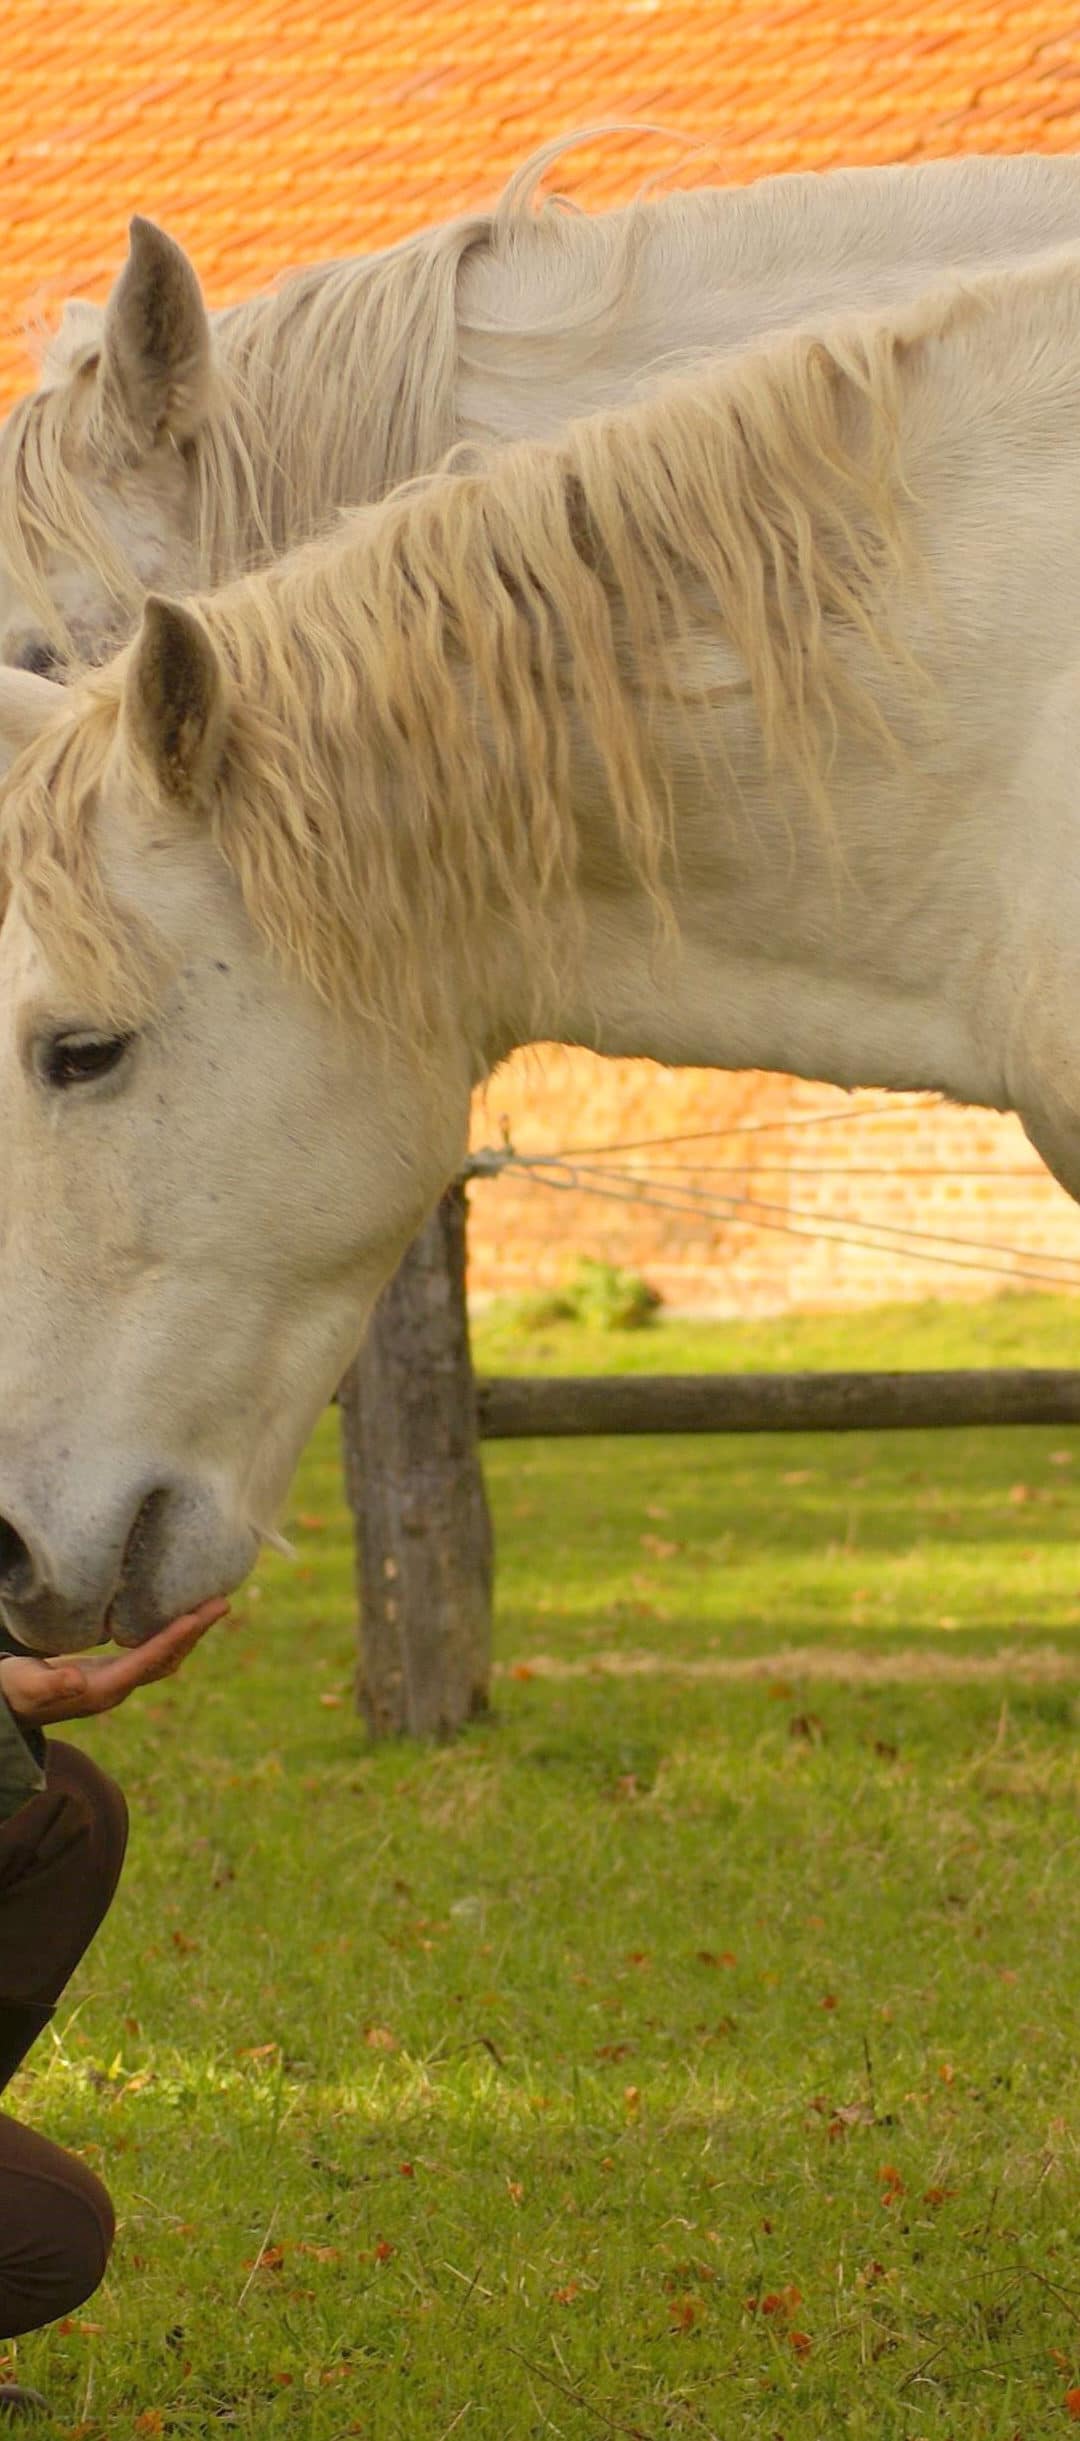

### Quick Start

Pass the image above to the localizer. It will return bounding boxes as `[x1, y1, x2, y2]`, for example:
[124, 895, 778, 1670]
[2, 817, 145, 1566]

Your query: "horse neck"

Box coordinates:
[459, 157, 1080, 446]
[217, 241, 1080, 1127]
[200, 154, 1080, 575]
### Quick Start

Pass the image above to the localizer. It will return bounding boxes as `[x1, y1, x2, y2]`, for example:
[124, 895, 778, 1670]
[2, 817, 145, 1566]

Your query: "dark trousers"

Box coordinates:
[0, 1743, 128, 2339]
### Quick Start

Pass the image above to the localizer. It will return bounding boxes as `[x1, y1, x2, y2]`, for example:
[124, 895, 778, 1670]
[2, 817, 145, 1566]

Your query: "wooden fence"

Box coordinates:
[341, 1184, 1080, 1740]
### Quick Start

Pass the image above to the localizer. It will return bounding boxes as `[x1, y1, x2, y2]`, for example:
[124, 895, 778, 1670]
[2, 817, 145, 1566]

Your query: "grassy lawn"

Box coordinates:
[8, 1293, 1080, 2438]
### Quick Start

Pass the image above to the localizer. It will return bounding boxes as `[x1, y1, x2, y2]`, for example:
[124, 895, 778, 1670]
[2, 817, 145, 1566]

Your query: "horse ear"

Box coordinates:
[100, 219, 211, 448]
[0, 666, 66, 776]
[123, 598, 226, 802]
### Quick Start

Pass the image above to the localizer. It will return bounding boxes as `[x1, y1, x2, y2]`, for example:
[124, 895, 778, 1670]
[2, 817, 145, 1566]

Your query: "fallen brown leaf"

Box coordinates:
[668, 2296, 700, 2331]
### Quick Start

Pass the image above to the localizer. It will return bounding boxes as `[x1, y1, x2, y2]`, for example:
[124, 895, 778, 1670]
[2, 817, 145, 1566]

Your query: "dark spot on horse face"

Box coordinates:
[214, 961, 230, 974]
[14, 638, 65, 681]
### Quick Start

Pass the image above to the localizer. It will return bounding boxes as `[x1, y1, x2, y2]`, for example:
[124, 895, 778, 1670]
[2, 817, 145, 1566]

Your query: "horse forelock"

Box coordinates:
[0, 688, 166, 1025]
[0, 384, 141, 650]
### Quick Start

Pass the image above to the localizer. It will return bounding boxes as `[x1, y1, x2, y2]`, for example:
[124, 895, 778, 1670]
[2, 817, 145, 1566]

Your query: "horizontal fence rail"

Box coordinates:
[475, 1368, 1080, 1439]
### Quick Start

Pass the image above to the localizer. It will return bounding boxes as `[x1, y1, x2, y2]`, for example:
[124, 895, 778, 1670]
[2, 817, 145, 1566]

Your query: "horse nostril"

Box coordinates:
[121, 1488, 170, 1582]
[0, 1514, 36, 1601]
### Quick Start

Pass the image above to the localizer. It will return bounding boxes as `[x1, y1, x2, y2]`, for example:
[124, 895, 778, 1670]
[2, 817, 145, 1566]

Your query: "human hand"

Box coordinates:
[0, 1598, 229, 1728]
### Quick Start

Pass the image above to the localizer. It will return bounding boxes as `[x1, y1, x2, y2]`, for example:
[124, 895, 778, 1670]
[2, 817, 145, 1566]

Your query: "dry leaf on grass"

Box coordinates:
[669, 2296, 700, 2331]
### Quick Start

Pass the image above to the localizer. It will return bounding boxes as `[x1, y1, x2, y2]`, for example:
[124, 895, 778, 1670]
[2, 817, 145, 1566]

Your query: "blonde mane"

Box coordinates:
[0, 137, 660, 647]
[0, 289, 924, 1044]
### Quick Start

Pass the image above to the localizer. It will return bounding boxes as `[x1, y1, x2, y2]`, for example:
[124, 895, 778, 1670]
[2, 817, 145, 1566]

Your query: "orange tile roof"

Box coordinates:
[1, 1, 1078, 406]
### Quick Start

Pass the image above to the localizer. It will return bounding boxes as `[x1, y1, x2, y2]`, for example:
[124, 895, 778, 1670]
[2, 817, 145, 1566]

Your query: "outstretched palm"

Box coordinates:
[0, 1599, 229, 1726]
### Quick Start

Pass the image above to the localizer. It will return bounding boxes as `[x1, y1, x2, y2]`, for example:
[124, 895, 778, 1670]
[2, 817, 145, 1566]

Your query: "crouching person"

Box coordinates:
[0, 1599, 226, 2420]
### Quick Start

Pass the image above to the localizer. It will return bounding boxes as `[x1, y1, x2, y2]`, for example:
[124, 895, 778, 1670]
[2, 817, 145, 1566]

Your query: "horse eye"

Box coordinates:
[40, 1033, 133, 1090]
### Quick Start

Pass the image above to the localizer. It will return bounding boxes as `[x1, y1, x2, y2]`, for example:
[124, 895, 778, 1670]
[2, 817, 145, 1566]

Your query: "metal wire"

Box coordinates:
[518, 1092, 945, 1161]
[523, 1155, 1080, 1274]
[471, 1148, 1080, 1292]
[595, 1161, 1049, 1180]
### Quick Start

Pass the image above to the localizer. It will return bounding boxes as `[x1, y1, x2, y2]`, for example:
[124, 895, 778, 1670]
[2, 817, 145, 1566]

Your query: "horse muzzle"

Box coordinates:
[0, 1466, 257, 1653]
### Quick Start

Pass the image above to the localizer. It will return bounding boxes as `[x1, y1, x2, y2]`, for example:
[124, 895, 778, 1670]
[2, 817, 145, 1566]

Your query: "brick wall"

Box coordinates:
[467, 1059, 1080, 1315]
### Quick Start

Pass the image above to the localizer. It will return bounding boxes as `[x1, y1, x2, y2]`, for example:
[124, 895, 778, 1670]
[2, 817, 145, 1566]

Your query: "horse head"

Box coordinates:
[0, 220, 213, 677]
[0, 605, 472, 1651]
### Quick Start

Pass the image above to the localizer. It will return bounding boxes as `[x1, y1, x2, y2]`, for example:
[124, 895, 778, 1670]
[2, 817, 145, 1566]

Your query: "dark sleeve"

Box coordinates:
[0, 1622, 46, 1808]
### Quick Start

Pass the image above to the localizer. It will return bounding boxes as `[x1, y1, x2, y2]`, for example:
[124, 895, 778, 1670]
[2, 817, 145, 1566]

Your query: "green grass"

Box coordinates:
[477, 1292, 1080, 1659]
[8, 1293, 1080, 2438]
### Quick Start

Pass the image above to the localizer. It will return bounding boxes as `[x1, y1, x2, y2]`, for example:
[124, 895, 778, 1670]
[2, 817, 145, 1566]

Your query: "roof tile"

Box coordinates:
[0, 0, 1077, 406]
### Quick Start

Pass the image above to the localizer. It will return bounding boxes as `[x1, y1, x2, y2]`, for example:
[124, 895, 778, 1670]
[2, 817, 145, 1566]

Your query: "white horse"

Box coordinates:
[6, 142, 1080, 665]
[0, 253, 1078, 1651]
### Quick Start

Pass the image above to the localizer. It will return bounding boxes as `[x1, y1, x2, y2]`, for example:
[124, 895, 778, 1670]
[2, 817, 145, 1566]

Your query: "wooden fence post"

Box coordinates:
[338, 1182, 492, 1739]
